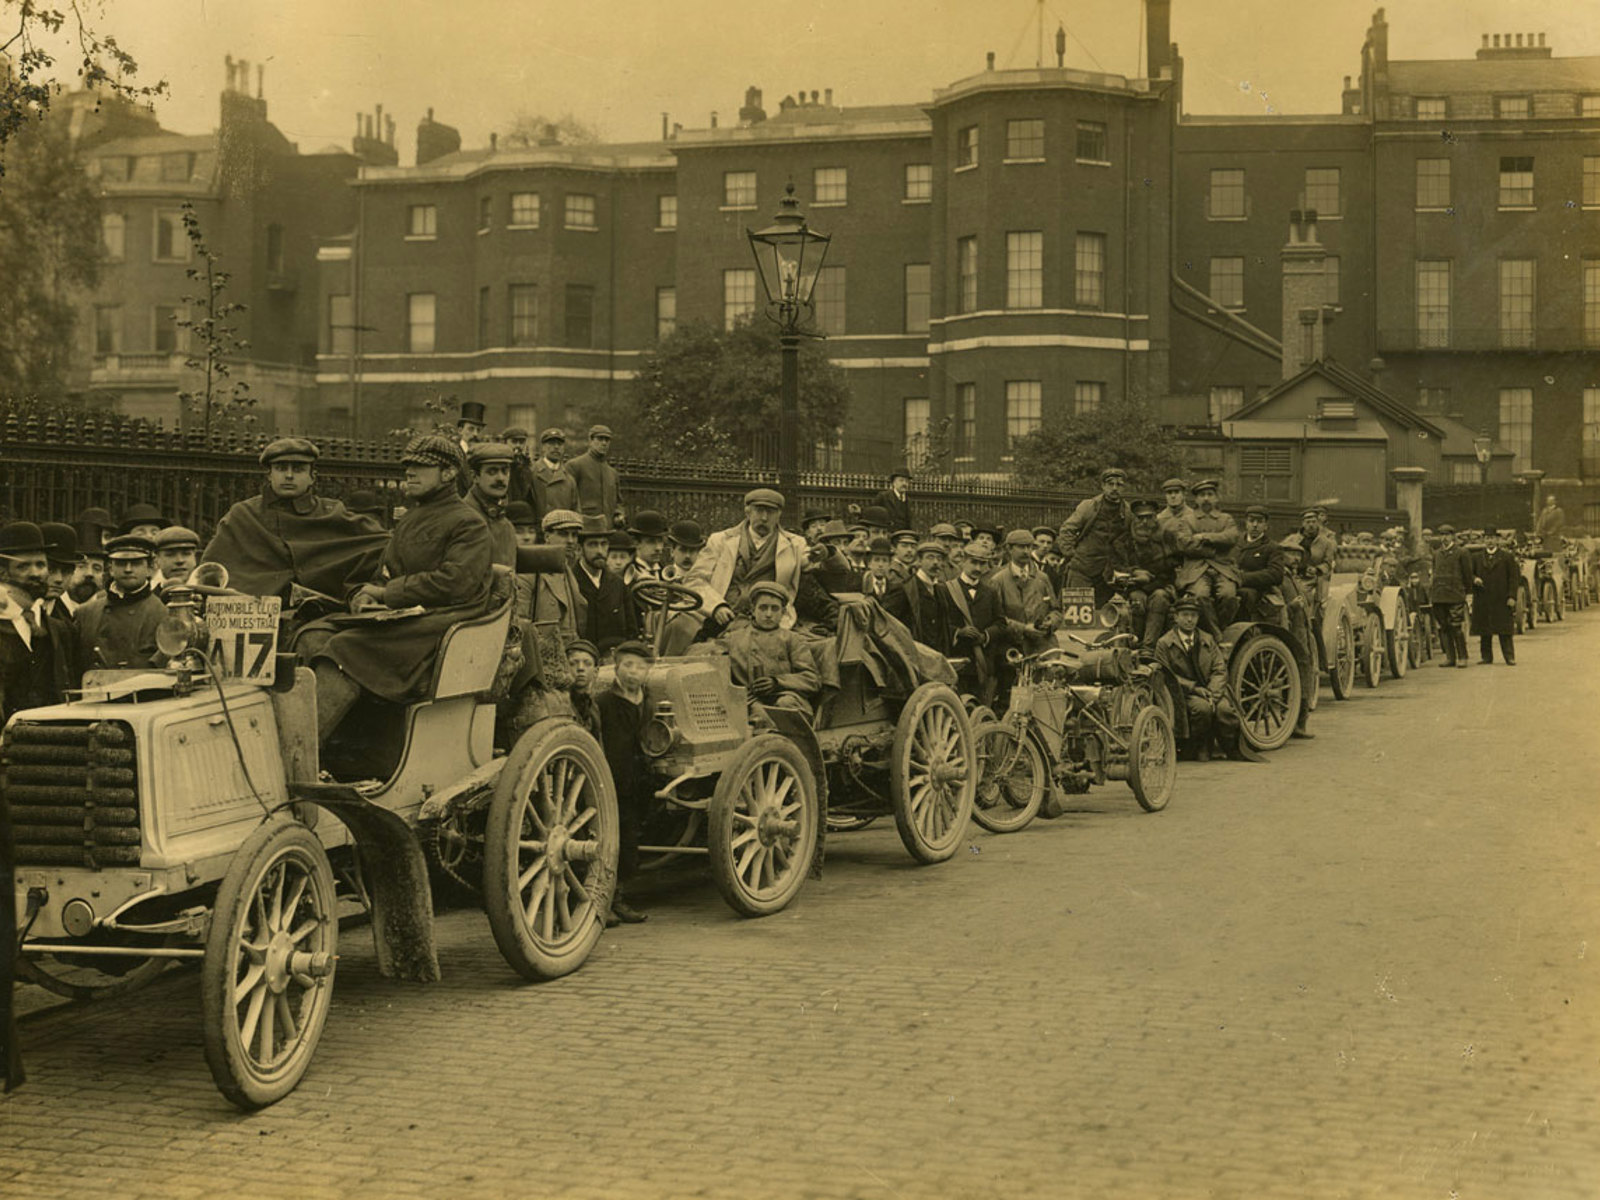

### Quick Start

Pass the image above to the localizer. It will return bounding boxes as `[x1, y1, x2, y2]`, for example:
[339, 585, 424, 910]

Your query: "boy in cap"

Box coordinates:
[596, 639, 655, 924]
[606, 530, 638, 580]
[465, 442, 518, 569]
[564, 424, 624, 528]
[723, 581, 821, 713]
[75, 534, 167, 671]
[153, 526, 201, 594]
[531, 428, 578, 527]
[564, 639, 602, 738]
[1, 521, 85, 721]
[204, 436, 389, 604]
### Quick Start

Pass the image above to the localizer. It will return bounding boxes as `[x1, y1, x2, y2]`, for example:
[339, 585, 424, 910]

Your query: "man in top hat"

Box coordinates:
[872, 467, 914, 535]
[1058, 466, 1131, 605]
[662, 519, 706, 583]
[506, 502, 540, 550]
[204, 436, 389, 605]
[572, 516, 638, 655]
[465, 442, 518, 569]
[887, 530, 920, 588]
[298, 434, 495, 744]
[1428, 523, 1475, 669]
[75, 533, 167, 671]
[627, 510, 669, 583]
[992, 528, 1059, 657]
[1172, 479, 1241, 632]
[1153, 596, 1242, 763]
[565, 424, 624, 528]
[530, 428, 578, 530]
[153, 526, 202, 595]
[38, 522, 85, 621]
[1233, 505, 1287, 622]
[941, 538, 1005, 706]
[668, 488, 836, 655]
[722, 581, 821, 714]
[884, 540, 954, 650]
[1111, 498, 1177, 646]
[456, 400, 487, 455]
[1156, 478, 1193, 541]
[1, 521, 84, 722]
[118, 503, 166, 540]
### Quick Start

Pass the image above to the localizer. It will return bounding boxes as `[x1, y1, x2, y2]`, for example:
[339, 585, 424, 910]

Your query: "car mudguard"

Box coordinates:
[283, 784, 441, 984]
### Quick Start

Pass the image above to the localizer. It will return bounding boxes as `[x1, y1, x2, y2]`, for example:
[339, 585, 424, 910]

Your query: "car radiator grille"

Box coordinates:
[1, 720, 140, 868]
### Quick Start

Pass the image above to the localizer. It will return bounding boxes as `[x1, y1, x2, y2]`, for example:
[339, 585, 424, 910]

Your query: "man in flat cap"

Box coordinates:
[887, 530, 920, 589]
[75, 534, 167, 671]
[1233, 505, 1286, 621]
[1428, 523, 1474, 669]
[1111, 498, 1177, 646]
[668, 487, 837, 654]
[992, 528, 1059, 659]
[1153, 596, 1240, 763]
[1157, 479, 1194, 542]
[465, 442, 518, 569]
[530, 428, 578, 531]
[204, 437, 389, 607]
[565, 424, 624, 528]
[809, 519, 863, 596]
[298, 435, 495, 744]
[722, 581, 821, 713]
[872, 467, 914, 535]
[521, 509, 586, 646]
[1286, 507, 1337, 615]
[153, 526, 201, 596]
[1172, 479, 1241, 633]
[1058, 467, 1132, 605]
[0, 522, 84, 722]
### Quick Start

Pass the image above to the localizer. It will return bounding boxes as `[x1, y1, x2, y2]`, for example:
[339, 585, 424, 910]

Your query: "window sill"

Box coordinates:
[1074, 158, 1112, 168]
[564, 224, 601, 232]
[152, 257, 190, 265]
[954, 456, 976, 463]
[1312, 214, 1342, 221]
[1498, 205, 1536, 213]
[812, 200, 846, 208]
[954, 163, 978, 174]
[902, 197, 932, 205]
[1414, 206, 1453, 213]
[477, 227, 490, 236]
[654, 226, 677, 233]
[1207, 215, 1248, 222]
[1003, 157, 1046, 165]
[403, 235, 436, 242]
[507, 223, 541, 231]
[719, 203, 757, 212]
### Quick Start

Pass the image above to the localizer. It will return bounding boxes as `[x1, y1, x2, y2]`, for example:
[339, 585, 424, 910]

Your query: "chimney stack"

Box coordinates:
[416, 108, 462, 165]
[490, 132, 498, 151]
[662, 111, 669, 140]
[1055, 24, 1066, 68]
[986, 51, 995, 71]
[710, 111, 718, 129]
[1280, 208, 1330, 379]
[1145, 0, 1173, 78]
[824, 88, 833, 106]
[739, 87, 766, 125]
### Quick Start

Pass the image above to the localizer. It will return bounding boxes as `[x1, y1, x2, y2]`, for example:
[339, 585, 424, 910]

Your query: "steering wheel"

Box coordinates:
[630, 579, 703, 615]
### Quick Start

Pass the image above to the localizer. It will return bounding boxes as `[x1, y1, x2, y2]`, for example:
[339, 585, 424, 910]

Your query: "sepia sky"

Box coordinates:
[79, 0, 1600, 161]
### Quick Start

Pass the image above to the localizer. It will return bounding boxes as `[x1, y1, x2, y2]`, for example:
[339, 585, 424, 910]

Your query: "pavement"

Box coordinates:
[3, 610, 1598, 1199]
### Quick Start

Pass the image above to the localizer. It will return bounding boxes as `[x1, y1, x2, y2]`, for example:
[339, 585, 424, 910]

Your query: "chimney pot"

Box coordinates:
[710, 111, 718, 128]
[1492, 34, 1500, 47]
[1538, 32, 1545, 46]
[810, 90, 819, 104]
[1056, 22, 1066, 67]
[427, 107, 434, 121]
[986, 51, 996, 70]
[824, 88, 833, 106]
[662, 111, 669, 140]
[355, 112, 363, 136]
[256, 63, 264, 99]
[490, 132, 497, 150]
[1481, 34, 1488, 47]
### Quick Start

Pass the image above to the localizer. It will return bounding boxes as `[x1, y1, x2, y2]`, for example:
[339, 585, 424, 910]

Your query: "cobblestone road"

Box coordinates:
[4, 613, 1598, 1199]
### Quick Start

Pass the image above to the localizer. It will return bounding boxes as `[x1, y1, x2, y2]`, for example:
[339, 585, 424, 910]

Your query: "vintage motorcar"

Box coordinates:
[1326, 546, 1412, 689]
[972, 635, 1178, 831]
[5, 559, 618, 1111]
[614, 583, 974, 915]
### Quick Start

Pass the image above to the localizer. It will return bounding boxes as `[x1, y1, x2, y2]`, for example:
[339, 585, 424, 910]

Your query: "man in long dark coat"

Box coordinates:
[529, 428, 578, 532]
[298, 435, 494, 743]
[1, 522, 84, 722]
[1428, 523, 1475, 669]
[564, 424, 624, 528]
[204, 437, 389, 603]
[572, 517, 638, 656]
[941, 542, 1006, 706]
[871, 468, 913, 534]
[75, 535, 166, 671]
[1470, 531, 1519, 665]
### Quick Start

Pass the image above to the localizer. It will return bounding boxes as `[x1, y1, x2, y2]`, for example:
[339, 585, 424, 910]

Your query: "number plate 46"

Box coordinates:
[1059, 587, 1098, 629]
[204, 596, 282, 683]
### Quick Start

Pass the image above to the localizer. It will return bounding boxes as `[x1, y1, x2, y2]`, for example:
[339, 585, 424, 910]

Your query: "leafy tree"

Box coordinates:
[503, 110, 602, 148]
[1009, 396, 1186, 492]
[174, 202, 255, 435]
[1, 2, 164, 173]
[0, 111, 98, 398]
[628, 319, 851, 466]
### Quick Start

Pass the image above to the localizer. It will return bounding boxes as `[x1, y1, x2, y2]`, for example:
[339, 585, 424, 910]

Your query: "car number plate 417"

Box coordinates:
[204, 596, 282, 683]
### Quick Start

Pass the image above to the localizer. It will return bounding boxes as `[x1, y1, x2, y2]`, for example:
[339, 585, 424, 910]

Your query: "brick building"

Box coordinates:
[71, 58, 368, 429]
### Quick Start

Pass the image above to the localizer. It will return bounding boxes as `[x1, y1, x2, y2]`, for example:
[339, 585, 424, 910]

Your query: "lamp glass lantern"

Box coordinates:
[1472, 432, 1492, 466]
[746, 182, 832, 333]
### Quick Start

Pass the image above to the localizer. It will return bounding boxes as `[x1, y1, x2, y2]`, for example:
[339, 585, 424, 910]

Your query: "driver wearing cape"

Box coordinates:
[202, 438, 389, 607]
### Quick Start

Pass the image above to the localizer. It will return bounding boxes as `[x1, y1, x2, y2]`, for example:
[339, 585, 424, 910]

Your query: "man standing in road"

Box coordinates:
[1471, 531, 1519, 665]
[1428, 523, 1475, 669]
[1058, 467, 1131, 604]
[1173, 479, 1241, 633]
[566, 424, 625, 529]
[530, 428, 578, 531]
[465, 442, 518, 569]
[1535, 494, 1565, 552]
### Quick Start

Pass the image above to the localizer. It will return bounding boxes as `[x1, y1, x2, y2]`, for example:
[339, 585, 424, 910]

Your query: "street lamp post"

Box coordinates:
[747, 183, 831, 509]
[1472, 431, 1492, 530]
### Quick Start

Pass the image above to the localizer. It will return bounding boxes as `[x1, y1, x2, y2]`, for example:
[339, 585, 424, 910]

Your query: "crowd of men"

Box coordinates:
[3, 417, 1591, 916]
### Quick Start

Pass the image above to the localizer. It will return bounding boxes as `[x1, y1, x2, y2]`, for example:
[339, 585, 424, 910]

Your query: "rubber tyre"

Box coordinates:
[1360, 612, 1383, 689]
[707, 735, 820, 917]
[483, 720, 619, 981]
[1515, 584, 1531, 635]
[890, 683, 977, 864]
[1539, 579, 1557, 624]
[1408, 608, 1432, 667]
[1328, 608, 1356, 700]
[1127, 706, 1177, 813]
[1385, 595, 1410, 679]
[825, 812, 879, 833]
[201, 820, 338, 1111]
[971, 722, 1047, 833]
[1230, 633, 1302, 753]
